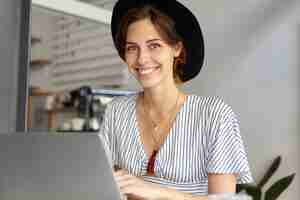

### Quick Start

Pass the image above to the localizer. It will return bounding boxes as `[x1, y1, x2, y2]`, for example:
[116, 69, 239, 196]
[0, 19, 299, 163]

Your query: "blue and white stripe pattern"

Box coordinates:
[99, 94, 253, 196]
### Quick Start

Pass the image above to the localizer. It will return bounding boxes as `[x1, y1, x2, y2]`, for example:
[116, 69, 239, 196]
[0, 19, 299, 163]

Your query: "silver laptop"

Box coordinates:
[0, 134, 121, 200]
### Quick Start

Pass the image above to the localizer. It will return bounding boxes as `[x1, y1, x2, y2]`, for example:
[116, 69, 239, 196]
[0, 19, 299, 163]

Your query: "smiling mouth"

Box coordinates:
[136, 66, 160, 75]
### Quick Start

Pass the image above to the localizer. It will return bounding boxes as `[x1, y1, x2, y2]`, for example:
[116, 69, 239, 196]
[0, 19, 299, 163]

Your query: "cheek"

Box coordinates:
[125, 55, 134, 66]
[159, 53, 175, 68]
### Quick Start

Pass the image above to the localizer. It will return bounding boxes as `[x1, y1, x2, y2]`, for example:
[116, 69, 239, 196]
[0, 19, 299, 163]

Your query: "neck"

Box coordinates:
[142, 83, 181, 117]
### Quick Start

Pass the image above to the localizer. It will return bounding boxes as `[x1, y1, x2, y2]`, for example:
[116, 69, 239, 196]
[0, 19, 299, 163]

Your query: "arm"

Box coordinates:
[155, 174, 236, 200]
[114, 170, 236, 200]
[208, 173, 236, 194]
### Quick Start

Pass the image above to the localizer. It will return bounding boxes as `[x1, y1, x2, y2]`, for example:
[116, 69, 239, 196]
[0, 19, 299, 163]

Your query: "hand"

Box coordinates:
[113, 169, 163, 200]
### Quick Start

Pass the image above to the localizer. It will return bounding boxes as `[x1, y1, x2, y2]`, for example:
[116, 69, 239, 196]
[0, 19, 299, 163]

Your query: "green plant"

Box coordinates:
[236, 156, 295, 200]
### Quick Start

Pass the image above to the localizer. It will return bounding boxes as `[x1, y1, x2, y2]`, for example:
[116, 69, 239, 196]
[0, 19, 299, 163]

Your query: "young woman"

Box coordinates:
[99, 0, 253, 199]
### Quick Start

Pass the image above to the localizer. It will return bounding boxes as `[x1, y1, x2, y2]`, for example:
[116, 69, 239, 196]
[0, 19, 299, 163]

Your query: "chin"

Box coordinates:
[137, 78, 162, 89]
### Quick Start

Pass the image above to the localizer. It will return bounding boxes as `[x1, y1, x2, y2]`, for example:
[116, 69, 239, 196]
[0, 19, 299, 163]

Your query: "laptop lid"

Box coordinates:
[0, 134, 121, 200]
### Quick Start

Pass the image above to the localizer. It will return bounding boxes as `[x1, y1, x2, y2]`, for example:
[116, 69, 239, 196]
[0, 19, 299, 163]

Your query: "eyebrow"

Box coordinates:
[125, 39, 162, 45]
[146, 39, 162, 43]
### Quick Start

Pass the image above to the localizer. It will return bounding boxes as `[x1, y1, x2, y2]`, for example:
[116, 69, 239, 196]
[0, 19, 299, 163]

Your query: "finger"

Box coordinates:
[121, 183, 142, 196]
[118, 177, 137, 190]
[113, 169, 130, 178]
[113, 165, 122, 171]
[115, 174, 133, 183]
[126, 194, 142, 200]
[113, 169, 129, 176]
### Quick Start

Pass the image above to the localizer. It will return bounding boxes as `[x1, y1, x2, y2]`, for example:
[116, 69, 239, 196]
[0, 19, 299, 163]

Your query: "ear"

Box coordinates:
[173, 41, 183, 57]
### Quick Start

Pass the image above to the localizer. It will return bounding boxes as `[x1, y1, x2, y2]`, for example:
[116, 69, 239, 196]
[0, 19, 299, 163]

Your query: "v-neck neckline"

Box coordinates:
[132, 94, 190, 161]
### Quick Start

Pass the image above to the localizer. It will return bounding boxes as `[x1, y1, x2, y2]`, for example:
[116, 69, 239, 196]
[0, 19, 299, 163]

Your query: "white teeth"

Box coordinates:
[138, 68, 155, 75]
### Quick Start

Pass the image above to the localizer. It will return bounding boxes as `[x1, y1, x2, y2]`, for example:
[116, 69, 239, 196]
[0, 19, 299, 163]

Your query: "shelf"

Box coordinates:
[29, 87, 53, 96]
[31, 37, 41, 44]
[30, 59, 51, 66]
[49, 107, 76, 113]
[56, 130, 99, 133]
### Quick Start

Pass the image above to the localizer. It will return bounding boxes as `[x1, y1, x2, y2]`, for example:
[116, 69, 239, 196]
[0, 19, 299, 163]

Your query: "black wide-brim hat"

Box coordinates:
[111, 0, 205, 82]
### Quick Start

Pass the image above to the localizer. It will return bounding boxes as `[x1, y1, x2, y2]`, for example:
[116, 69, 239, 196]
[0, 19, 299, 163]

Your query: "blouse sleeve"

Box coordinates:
[206, 99, 253, 184]
[98, 102, 116, 168]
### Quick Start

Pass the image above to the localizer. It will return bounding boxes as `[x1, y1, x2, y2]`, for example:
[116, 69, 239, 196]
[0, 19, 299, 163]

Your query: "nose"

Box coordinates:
[137, 48, 150, 66]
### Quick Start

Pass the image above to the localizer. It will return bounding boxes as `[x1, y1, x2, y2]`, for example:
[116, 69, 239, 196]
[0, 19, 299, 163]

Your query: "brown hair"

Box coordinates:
[115, 5, 186, 83]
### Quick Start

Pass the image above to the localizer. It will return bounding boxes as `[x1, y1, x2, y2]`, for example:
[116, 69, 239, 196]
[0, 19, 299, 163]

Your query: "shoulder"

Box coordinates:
[188, 95, 231, 111]
[188, 95, 237, 121]
[109, 94, 136, 107]
[105, 94, 137, 115]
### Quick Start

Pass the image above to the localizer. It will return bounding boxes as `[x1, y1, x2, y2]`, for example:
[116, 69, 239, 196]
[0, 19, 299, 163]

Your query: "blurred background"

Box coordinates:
[1, 0, 299, 199]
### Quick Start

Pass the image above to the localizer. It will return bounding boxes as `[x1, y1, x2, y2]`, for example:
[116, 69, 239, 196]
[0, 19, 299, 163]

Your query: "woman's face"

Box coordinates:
[124, 18, 181, 89]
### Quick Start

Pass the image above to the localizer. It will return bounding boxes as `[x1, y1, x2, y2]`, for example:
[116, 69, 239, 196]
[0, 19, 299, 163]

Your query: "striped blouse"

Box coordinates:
[99, 94, 253, 196]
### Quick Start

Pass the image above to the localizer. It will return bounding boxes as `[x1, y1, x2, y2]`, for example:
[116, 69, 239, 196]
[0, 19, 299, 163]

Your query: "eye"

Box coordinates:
[125, 45, 138, 53]
[148, 43, 161, 50]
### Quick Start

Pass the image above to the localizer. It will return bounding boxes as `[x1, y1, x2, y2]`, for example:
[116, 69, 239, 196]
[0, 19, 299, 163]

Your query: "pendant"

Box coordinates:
[153, 124, 159, 131]
[147, 150, 158, 176]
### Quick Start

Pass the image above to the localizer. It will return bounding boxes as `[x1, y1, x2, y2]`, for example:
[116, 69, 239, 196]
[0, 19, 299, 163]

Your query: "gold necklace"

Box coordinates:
[141, 92, 180, 147]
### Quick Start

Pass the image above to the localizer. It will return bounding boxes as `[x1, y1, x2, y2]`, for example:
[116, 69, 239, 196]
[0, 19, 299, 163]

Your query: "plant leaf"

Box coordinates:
[236, 183, 250, 193]
[264, 173, 296, 200]
[237, 184, 261, 200]
[258, 156, 281, 188]
[236, 184, 256, 193]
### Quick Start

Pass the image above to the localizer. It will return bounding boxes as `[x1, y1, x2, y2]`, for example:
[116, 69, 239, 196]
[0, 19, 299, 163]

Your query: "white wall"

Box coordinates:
[179, 1, 300, 199]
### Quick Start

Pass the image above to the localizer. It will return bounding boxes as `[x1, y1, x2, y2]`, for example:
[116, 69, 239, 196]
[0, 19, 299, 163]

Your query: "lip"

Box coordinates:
[135, 66, 160, 76]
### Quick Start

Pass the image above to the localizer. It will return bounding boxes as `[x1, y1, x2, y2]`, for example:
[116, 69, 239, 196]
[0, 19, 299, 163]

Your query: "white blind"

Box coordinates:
[50, 15, 128, 91]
